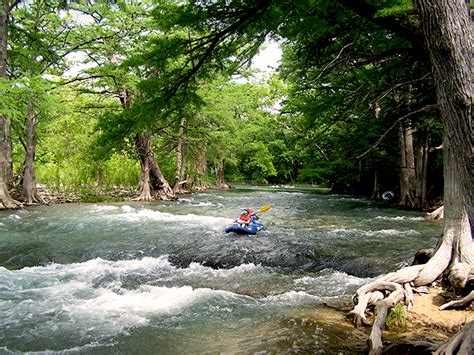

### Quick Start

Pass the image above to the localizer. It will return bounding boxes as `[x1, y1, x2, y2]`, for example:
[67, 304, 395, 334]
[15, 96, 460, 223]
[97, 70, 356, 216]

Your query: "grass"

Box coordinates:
[386, 302, 407, 330]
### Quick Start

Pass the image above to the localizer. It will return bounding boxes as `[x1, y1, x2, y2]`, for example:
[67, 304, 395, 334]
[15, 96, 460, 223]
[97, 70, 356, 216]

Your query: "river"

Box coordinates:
[0, 187, 442, 353]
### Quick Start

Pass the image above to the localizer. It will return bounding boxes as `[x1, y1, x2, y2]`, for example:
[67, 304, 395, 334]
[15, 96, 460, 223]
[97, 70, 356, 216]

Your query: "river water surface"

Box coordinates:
[0, 187, 442, 353]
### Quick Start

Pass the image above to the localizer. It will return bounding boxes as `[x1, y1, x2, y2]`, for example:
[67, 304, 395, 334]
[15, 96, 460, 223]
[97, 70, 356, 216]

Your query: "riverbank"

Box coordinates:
[344, 285, 473, 352]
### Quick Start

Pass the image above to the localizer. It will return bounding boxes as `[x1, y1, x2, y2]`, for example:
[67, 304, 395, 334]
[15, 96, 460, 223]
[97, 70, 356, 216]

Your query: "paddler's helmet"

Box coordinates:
[241, 208, 252, 215]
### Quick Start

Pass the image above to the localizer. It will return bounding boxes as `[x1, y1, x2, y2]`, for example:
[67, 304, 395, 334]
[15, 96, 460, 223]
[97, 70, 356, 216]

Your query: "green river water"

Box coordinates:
[0, 187, 442, 354]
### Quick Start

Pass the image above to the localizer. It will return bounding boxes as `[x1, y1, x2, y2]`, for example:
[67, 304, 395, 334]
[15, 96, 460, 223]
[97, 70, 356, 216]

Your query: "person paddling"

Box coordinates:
[235, 208, 259, 227]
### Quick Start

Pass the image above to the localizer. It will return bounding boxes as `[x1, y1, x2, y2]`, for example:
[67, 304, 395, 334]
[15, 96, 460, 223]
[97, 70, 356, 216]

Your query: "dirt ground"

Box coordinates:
[408, 285, 473, 333]
[322, 284, 473, 352]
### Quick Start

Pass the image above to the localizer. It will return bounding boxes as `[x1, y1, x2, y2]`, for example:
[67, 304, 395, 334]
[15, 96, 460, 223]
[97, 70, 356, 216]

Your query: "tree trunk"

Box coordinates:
[414, 0, 473, 285]
[350, 1, 473, 352]
[0, 0, 20, 209]
[173, 116, 188, 193]
[414, 127, 429, 210]
[214, 160, 230, 188]
[371, 170, 380, 199]
[135, 132, 153, 201]
[135, 132, 175, 201]
[97, 160, 103, 188]
[189, 143, 209, 188]
[148, 143, 176, 201]
[20, 98, 43, 204]
[398, 121, 416, 208]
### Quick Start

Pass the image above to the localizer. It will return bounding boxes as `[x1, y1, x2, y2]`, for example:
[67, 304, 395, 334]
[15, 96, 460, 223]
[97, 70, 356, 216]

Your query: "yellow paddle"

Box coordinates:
[255, 205, 272, 214]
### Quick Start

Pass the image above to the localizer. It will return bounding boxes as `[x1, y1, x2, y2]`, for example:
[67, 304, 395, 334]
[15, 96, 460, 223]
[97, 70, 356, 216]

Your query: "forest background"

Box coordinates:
[0, 0, 461, 210]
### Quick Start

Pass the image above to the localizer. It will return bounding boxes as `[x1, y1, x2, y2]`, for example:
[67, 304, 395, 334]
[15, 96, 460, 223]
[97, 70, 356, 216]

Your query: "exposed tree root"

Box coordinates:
[20, 189, 45, 205]
[0, 191, 22, 209]
[439, 290, 474, 311]
[368, 288, 405, 355]
[155, 184, 177, 201]
[349, 253, 473, 353]
[433, 320, 473, 354]
[425, 205, 444, 220]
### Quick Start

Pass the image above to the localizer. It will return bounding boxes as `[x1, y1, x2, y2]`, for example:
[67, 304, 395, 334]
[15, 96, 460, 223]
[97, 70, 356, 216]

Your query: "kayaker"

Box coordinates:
[236, 208, 254, 227]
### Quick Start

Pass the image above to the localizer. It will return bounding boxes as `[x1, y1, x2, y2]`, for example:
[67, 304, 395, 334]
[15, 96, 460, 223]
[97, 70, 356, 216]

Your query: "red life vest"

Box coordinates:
[239, 208, 253, 222]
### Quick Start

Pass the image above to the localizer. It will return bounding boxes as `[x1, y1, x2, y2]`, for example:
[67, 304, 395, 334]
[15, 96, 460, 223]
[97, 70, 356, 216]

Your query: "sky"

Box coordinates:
[65, 38, 282, 79]
[252, 40, 282, 74]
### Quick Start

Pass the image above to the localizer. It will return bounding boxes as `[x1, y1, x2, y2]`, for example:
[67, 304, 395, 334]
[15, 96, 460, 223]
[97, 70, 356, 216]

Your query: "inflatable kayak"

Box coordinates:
[224, 221, 264, 235]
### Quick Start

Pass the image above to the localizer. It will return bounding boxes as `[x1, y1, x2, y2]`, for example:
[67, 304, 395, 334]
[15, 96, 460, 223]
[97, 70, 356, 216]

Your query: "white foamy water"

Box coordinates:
[327, 227, 420, 238]
[0, 257, 254, 343]
[293, 270, 369, 296]
[375, 215, 424, 221]
[261, 290, 321, 304]
[113, 205, 233, 227]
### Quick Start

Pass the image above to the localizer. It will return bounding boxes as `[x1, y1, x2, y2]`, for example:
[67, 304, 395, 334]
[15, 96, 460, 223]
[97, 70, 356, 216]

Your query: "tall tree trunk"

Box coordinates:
[371, 170, 380, 199]
[413, 0, 473, 285]
[0, 0, 20, 209]
[148, 144, 176, 201]
[214, 159, 230, 188]
[189, 143, 208, 188]
[414, 127, 429, 210]
[135, 132, 175, 201]
[173, 116, 188, 193]
[97, 160, 103, 188]
[349, 2, 473, 352]
[20, 98, 43, 204]
[398, 121, 416, 208]
[135, 132, 153, 201]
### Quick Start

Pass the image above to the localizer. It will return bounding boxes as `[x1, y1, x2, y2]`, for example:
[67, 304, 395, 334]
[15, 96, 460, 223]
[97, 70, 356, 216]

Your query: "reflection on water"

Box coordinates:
[0, 187, 441, 353]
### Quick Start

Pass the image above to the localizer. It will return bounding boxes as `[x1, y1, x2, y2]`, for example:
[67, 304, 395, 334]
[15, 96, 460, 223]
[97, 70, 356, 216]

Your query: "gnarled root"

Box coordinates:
[425, 205, 444, 220]
[350, 290, 384, 327]
[433, 320, 473, 354]
[448, 263, 473, 292]
[368, 287, 406, 355]
[349, 266, 426, 354]
[0, 194, 22, 209]
[350, 281, 409, 353]
[439, 290, 474, 311]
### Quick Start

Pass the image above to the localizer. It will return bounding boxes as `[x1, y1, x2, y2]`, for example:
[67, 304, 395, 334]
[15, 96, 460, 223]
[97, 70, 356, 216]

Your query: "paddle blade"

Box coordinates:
[256, 205, 272, 213]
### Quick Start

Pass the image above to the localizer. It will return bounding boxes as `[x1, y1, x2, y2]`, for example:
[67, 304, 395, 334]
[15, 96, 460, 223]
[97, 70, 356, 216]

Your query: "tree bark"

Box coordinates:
[189, 142, 209, 188]
[414, 0, 474, 284]
[434, 320, 474, 354]
[414, 127, 429, 210]
[135, 132, 153, 201]
[135, 132, 176, 201]
[214, 160, 230, 188]
[0, 0, 20, 209]
[398, 121, 416, 208]
[148, 143, 176, 201]
[425, 205, 444, 220]
[371, 170, 381, 199]
[20, 98, 43, 204]
[349, 1, 472, 353]
[173, 116, 188, 193]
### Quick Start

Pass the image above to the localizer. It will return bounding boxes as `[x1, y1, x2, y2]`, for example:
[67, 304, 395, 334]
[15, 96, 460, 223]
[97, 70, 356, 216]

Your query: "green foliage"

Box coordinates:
[375, 0, 414, 18]
[386, 303, 407, 330]
[1, 0, 444, 204]
[101, 154, 140, 188]
[79, 193, 127, 203]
